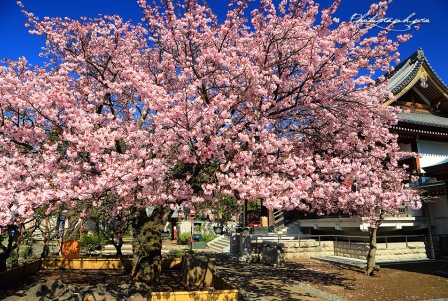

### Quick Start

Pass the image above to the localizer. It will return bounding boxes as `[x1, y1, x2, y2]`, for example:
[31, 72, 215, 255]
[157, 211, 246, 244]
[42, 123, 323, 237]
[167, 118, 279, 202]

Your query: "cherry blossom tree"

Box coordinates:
[0, 0, 420, 280]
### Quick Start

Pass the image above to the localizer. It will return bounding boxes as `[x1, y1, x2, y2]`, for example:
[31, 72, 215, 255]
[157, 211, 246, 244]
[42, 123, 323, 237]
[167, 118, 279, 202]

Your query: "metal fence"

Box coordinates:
[250, 233, 428, 249]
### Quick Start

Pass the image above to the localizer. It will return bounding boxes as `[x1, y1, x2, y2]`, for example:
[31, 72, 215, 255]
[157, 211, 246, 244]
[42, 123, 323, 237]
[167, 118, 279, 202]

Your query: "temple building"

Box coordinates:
[387, 48, 448, 238]
[292, 49, 448, 256]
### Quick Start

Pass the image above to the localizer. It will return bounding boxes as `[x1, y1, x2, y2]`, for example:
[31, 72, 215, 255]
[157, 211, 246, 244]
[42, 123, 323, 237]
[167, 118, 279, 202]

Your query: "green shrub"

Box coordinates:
[174, 248, 190, 258]
[194, 224, 202, 232]
[20, 244, 34, 260]
[80, 233, 104, 252]
[6, 254, 18, 270]
[201, 232, 215, 243]
[177, 232, 191, 245]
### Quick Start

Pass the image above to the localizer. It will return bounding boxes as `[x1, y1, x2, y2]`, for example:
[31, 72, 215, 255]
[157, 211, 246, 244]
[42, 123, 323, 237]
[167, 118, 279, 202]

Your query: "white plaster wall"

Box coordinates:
[177, 221, 194, 234]
[429, 195, 448, 235]
[417, 140, 448, 235]
[417, 140, 448, 169]
[176, 220, 237, 234]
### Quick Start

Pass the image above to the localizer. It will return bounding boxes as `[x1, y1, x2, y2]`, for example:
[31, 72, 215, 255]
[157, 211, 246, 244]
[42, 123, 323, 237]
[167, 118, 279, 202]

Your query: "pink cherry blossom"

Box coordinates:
[0, 0, 419, 229]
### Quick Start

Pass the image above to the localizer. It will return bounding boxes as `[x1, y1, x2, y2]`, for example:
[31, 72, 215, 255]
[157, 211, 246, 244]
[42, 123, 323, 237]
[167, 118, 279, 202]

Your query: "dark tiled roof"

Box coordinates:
[416, 178, 446, 192]
[398, 111, 448, 128]
[386, 50, 423, 94]
[386, 48, 448, 95]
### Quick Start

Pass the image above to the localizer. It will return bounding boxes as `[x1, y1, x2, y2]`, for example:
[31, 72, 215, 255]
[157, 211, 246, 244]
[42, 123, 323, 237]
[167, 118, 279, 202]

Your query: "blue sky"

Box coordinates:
[1, 0, 447, 84]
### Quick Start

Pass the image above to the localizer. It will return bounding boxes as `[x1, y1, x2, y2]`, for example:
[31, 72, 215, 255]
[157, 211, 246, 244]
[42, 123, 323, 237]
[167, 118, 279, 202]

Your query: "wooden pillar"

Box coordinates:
[243, 200, 247, 227]
[268, 209, 274, 231]
[410, 138, 421, 175]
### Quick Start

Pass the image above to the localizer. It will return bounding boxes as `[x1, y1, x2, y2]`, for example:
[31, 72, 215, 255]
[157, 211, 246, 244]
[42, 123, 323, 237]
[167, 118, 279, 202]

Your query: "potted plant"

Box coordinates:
[192, 224, 202, 241]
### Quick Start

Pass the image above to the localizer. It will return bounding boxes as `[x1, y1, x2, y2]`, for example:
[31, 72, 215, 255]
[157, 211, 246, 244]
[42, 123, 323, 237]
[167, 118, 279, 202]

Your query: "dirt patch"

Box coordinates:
[280, 260, 448, 301]
[1, 258, 448, 301]
[211, 254, 448, 301]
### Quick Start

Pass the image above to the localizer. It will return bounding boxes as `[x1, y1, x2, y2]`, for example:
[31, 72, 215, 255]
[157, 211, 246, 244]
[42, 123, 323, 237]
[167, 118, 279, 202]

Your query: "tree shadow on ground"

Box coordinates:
[211, 254, 358, 300]
[381, 260, 448, 278]
[0, 261, 227, 300]
[0, 270, 134, 300]
[0, 269, 191, 300]
[277, 261, 361, 289]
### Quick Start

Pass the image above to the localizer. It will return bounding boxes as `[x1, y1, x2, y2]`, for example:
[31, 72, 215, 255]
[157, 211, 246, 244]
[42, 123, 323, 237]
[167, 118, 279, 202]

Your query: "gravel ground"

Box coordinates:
[1, 256, 447, 301]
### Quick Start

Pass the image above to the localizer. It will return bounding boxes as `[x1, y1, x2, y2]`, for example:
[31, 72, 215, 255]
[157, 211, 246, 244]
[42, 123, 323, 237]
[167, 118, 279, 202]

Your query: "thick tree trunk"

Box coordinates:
[0, 252, 9, 272]
[63, 214, 82, 241]
[366, 226, 379, 276]
[131, 207, 170, 284]
[113, 236, 123, 259]
[41, 238, 50, 258]
[366, 213, 384, 276]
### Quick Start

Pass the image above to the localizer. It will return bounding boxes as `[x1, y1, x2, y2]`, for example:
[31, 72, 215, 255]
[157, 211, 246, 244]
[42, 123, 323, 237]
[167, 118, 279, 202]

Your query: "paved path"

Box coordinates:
[211, 254, 347, 301]
[161, 241, 348, 300]
[313, 255, 436, 267]
[162, 241, 440, 301]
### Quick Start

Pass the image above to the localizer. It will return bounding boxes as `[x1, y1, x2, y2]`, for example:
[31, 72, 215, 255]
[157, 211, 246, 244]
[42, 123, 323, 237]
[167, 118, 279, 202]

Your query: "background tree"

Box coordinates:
[83, 197, 134, 258]
[0, 0, 419, 281]
[0, 225, 20, 272]
[0, 210, 64, 271]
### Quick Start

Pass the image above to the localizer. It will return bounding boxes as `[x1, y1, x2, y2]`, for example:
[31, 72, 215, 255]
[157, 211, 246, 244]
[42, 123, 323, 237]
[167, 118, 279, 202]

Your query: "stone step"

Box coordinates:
[210, 240, 229, 248]
[209, 238, 230, 247]
[207, 235, 230, 253]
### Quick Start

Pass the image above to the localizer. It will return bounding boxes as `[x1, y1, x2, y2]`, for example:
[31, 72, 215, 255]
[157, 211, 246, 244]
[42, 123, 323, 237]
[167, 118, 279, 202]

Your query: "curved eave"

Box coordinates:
[383, 49, 448, 108]
[387, 57, 423, 96]
[420, 52, 448, 93]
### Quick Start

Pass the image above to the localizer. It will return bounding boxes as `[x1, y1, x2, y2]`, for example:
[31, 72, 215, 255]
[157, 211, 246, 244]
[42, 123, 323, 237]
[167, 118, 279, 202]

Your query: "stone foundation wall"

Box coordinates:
[230, 234, 432, 263]
[281, 240, 334, 260]
[230, 235, 335, 262]
[334, 241, 428, 261]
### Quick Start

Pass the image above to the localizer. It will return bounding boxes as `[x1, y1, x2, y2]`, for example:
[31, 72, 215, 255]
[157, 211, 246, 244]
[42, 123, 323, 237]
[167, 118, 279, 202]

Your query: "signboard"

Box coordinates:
[61, 240, 80, 260]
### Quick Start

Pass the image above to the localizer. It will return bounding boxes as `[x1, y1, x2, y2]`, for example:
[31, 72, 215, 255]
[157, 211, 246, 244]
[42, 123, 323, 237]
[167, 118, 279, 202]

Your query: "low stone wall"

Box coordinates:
[213, 272, 240, 291]
[41, 257, 134, 270]
[334, 241, 429, 261]
[281, 240, 334, 260]
[230, 234, 431, 262]
[334, 241, 369, 260]
[182, 256, 216, 287]
[40, 257, 184, 270]
[150, 290, 239, 301]
[231, 234, 335, 263]
[0, 260, 41, 287]
[0, 257, 182, 285]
